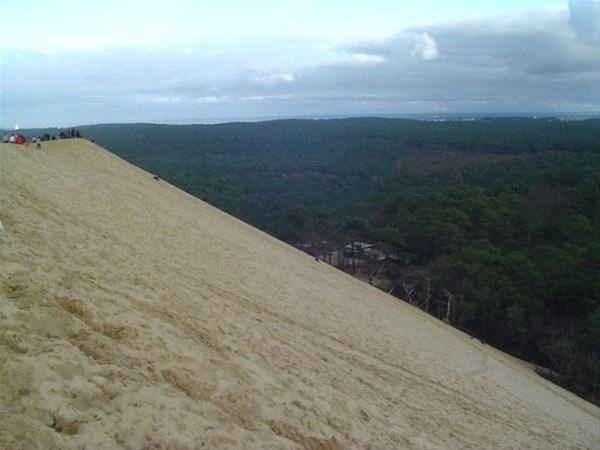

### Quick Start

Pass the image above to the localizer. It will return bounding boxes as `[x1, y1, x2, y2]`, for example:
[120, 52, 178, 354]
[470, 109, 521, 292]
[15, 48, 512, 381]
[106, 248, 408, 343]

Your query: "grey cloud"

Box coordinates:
[349, 2, 598, 76]
[2, 2, 599, 127]
[294, 1, 599, 112]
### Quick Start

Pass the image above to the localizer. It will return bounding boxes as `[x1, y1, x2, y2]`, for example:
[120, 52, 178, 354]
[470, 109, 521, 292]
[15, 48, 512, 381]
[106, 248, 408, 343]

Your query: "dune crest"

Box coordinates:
[1, 139, 599, 449]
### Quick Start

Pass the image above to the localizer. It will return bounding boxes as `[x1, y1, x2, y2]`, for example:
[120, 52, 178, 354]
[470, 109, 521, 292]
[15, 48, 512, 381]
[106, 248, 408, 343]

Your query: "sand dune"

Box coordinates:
[1, 139, 599, 449]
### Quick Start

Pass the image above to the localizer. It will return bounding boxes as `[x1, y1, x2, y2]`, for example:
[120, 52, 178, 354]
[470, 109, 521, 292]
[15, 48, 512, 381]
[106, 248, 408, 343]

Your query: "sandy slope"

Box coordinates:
[1, 139, 598, 450]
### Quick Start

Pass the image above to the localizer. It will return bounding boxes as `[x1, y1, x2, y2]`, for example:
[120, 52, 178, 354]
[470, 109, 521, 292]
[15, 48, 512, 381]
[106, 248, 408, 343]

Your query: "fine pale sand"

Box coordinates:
[1, 140, 599, 450]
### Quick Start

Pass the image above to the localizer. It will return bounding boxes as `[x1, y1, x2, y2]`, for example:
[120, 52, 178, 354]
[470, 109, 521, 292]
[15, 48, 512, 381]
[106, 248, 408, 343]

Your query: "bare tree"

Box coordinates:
[402, 281, 417, 305]
[368, 260, 386, 286]
[417, 270, 434, 313]
[441, 289, 455, 324]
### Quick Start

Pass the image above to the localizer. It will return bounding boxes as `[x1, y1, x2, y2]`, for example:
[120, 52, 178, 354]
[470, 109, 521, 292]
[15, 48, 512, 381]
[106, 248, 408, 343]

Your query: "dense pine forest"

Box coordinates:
[35, 118, 600, 402]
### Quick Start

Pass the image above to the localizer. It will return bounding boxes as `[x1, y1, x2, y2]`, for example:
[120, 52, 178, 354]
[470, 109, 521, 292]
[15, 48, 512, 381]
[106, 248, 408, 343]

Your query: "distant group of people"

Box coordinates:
[3, 133, 42, 149]
[3, 133, 28, 145]
[2, 128, 84, 150]
[59, 128, 81, 139]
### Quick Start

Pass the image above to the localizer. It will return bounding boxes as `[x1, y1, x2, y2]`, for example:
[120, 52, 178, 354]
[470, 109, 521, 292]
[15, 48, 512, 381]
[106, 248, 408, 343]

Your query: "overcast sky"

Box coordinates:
[1, 0, 599, 127]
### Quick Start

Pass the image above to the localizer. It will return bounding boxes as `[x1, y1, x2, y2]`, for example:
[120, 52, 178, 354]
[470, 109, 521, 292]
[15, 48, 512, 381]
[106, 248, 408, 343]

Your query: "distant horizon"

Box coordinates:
[4, 110, 600, 131]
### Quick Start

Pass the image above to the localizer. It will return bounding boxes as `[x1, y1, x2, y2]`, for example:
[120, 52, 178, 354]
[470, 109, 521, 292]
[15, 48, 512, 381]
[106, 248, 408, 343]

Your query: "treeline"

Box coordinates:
[76, 118, 600, 402]
[78, 118, 600, 240]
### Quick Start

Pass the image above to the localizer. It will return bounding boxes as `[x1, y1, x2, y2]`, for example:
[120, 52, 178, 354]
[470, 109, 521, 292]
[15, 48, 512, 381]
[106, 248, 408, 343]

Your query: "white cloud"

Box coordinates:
[350, 53, 386, 65]
[412, 32, 438, 60]
[195, 96, 223, 104]
[280, 72, 297, 82]
[252, 71, 298, 85]
[144, 96, 185, 104]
